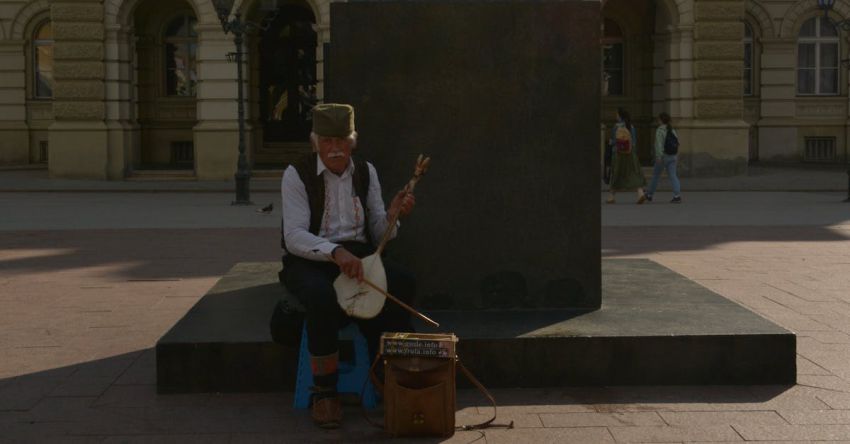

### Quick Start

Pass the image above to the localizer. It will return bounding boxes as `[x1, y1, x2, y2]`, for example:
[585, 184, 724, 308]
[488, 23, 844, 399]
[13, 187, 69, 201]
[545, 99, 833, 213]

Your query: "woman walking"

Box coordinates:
[607, 107, 646, 204]
[645, 112, 682, 203]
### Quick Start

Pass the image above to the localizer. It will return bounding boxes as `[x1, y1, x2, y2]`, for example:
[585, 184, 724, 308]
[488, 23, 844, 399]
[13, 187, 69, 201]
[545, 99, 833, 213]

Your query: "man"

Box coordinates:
[280, 103, 416, 429]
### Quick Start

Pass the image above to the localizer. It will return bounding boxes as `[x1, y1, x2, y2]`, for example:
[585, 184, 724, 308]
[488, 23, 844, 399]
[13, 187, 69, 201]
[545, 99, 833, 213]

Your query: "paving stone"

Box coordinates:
[594, 385, 829, 413]
[27, 397, 98, 422]
[71, 351, 142, 378]
[797, 375, 850, 393]
[460, 412, 542, 428]
[778, 409, 850, 425]
[734, 423, 850, 441]
[113, 350, 156, 385]
[540, 412, 664, 428]
[483, 427, 615, 443]
[658, 411, 788, 427]
[0, 377, 66, 411]
[101, 434, 231, 443]
[800, 330, 850, 344]
[796, 355, 833, 376]
[608, 425, 742, 442]
[93, 385, 209, 408]
[49, 375, 116, 397]
[813, 391, 850, 409]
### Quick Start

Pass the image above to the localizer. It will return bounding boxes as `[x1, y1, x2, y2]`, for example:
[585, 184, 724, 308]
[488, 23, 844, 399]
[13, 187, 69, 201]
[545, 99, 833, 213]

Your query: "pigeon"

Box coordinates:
[256, 203, 273, 214]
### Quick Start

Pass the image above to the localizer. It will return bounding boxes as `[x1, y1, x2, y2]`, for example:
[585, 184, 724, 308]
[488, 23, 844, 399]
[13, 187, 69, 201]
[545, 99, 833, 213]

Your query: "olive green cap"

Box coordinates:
[312, 103, 355, 138]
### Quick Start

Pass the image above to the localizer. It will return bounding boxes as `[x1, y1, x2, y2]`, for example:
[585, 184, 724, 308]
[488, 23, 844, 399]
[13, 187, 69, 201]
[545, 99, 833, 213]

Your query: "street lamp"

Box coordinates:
[213, 0, 278, 205]
[818, 0, 850, 202]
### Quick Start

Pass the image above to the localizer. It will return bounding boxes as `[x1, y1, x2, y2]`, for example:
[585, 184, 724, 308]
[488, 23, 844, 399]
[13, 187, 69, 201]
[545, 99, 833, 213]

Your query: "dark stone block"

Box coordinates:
[325, 0, 601, 309]
[156, 260, 796, 393]
[479, 271, 528, 309]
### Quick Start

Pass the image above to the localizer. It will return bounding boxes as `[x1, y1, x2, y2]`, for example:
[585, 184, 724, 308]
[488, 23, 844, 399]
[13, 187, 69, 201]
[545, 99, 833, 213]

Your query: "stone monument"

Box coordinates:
[325, 0, 601, 309]
[156, 0, 796, 393]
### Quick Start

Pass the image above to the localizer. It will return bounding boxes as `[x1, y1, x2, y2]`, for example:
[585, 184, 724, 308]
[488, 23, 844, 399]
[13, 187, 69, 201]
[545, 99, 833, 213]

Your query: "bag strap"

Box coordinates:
[455, 359, 514, 431]
[361, 354, 515, 432]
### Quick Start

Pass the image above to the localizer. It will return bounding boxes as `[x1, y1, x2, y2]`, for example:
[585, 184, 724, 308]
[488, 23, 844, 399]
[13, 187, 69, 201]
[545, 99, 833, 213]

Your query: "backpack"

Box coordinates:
[614, 126, 632, 154]
[663, 127, 679, 155]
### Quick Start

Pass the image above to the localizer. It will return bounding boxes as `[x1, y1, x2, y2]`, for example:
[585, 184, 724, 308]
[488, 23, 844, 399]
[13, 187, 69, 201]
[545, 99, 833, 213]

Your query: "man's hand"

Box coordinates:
[332, 247, 363, 282]
[388, 190, 416, 219]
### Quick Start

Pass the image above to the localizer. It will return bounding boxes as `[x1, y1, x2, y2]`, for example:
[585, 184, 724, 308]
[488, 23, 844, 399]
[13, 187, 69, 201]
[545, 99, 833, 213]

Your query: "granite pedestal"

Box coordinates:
[155, 260, 796, 393]
[325, 0, 602, 309]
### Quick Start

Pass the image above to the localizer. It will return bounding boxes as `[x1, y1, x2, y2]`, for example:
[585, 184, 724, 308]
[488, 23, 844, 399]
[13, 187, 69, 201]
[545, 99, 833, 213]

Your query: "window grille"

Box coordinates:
[804, 137, 836, 162]
[170, 141, 194, 167]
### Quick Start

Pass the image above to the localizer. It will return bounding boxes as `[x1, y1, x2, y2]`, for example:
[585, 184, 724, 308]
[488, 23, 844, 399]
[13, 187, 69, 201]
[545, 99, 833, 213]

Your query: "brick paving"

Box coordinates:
[1, 186, 850, 442]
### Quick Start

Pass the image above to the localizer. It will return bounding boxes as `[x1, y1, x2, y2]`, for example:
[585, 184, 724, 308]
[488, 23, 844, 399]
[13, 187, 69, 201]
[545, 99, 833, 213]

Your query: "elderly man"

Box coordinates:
[280, 103, 416, 429]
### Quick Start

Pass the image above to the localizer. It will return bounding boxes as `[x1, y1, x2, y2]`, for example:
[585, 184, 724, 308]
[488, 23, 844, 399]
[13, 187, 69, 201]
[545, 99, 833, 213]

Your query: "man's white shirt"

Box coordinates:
[281, 154, 397, 261]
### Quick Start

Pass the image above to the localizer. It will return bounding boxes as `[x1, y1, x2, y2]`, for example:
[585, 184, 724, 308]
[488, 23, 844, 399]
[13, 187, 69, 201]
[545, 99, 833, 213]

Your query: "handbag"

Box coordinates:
[365, 332, 512, 438]
[614, 125, 632, 154]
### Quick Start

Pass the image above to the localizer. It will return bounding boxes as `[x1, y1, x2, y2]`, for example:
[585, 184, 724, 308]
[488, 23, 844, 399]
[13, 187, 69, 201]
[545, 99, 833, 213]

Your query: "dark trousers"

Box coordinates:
[281, 243, 415, 362]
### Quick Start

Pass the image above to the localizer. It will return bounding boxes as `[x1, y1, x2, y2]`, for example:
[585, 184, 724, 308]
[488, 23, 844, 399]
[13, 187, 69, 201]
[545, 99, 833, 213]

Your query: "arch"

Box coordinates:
[240, 0, 324, 27]
[10, 0, 50, 40]
[601, 0, 691, 27]
[781, 0, 850, 38]
[745, 0, 775, 39]
[105, 0, 215, 29]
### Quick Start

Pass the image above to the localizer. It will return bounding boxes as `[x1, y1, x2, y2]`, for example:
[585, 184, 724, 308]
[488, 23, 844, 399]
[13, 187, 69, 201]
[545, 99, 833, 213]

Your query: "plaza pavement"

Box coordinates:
[1, 165, 850, 443]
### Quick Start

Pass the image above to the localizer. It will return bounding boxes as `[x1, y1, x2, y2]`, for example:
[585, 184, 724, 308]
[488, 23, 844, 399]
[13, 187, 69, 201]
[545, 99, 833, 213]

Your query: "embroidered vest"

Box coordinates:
[281, 154, 372, 251]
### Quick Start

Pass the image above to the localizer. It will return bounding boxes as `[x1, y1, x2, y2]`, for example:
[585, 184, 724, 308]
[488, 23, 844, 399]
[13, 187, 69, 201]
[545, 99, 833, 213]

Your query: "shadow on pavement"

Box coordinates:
[0, 347, 795, 441]
[0, 228, 281, 280]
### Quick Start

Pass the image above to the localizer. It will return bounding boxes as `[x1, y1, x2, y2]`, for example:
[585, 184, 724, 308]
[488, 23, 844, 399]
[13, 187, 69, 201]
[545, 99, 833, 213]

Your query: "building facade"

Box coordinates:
[0, 0, 847, 179]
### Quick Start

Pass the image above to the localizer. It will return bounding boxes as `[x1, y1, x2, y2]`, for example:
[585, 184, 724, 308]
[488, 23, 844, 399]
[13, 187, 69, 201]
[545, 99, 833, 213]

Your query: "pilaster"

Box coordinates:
[194, 23, 241, 180]
[686, 0, 748, 176]
[48, 0, 109, 179]
[0, 40, 29, 164]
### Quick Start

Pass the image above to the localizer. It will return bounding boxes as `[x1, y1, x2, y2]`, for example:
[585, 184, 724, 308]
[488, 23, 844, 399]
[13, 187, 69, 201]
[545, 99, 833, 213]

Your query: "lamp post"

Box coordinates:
[213, 1, 277, 205]
[817, 0, 850, 202]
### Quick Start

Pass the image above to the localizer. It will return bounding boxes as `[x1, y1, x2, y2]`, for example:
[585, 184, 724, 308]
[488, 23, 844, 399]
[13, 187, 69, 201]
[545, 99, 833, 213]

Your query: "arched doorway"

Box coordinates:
[601, 0, 680, 165]
[250, 2, 317, 168]
[133, 0, 198, 171]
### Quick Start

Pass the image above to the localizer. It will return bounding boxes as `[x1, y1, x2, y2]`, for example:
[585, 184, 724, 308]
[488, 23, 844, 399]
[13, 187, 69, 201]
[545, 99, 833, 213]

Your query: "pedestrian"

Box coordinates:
[645, 112, 682, 203]
[607, 107, 647, 204]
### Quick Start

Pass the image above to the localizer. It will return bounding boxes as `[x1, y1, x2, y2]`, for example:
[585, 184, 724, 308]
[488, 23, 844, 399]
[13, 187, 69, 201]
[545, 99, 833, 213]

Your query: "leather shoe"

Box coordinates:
[312, 396, 342, 429]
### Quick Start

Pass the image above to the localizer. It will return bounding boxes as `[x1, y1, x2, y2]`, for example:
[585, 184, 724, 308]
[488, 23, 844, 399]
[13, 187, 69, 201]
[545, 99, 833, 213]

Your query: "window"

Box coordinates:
[804, 137, 836, 162]
[797, 17, 839, 95]
[602, 19, 624, 96]
[33, 21, 54, 99]
[744, 23, 754, 96]
[164, 14, 198, 97]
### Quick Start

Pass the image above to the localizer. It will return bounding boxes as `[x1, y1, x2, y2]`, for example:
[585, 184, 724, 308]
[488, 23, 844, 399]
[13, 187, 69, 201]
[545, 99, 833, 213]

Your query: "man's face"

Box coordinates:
[316, 135, 353, 175]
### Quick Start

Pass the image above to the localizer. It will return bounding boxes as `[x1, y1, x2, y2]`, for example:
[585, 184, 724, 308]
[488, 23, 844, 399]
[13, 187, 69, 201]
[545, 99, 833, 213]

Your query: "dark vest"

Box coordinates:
[281, 154, 372, 251]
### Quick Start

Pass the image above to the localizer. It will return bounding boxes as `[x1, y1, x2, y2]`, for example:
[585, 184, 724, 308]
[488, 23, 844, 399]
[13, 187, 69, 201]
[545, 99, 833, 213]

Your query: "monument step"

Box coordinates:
[156, 260, 795, 393]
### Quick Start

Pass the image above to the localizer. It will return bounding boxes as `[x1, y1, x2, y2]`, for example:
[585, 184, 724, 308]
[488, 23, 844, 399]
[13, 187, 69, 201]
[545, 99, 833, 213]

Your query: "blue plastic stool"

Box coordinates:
[293, 322, 378, 409]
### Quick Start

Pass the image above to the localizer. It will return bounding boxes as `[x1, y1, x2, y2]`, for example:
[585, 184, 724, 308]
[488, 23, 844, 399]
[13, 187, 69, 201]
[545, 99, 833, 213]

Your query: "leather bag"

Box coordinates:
[365, 333, 512, 438]
[383, 356, 456, 437]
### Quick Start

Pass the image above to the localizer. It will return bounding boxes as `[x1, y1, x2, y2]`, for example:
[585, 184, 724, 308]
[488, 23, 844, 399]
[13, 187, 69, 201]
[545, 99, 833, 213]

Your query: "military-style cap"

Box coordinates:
[312, 103, 355, 138]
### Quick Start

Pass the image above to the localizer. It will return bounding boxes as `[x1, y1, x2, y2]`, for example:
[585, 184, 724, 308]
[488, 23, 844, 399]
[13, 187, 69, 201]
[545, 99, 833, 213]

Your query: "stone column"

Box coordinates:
[0, 40, 30, 164]
[688, 0, 748, 176]
[103, 25, 136, 179]
[48, 0, 109, 179]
